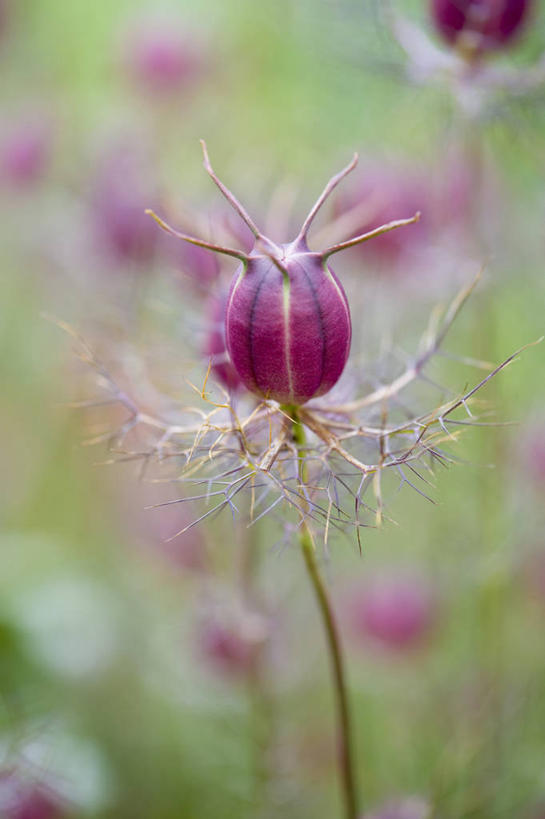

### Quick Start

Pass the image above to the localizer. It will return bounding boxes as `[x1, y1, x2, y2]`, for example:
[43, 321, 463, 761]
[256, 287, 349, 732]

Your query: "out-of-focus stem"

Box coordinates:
[247, 648, 273, 813]
[291, 414, 359, 819]
[236, 503, 274, 813]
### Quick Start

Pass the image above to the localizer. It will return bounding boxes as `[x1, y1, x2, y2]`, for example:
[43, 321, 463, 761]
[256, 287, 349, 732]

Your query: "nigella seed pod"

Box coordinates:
[430, 0, 530, 55]
[147, 143, 419, 406]
[225, 241, 351, 405]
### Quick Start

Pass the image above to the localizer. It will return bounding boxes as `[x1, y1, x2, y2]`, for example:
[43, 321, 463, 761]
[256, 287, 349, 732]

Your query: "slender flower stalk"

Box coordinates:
[299, 521, 358, 819]
[293, 407, 358, 818]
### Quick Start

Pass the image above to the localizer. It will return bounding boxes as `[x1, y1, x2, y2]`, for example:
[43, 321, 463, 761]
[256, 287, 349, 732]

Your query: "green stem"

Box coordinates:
[290, 411, 359, 819]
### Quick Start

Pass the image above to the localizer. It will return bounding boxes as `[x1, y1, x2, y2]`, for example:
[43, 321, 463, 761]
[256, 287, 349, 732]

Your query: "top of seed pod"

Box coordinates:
[430, 0, 531, 58]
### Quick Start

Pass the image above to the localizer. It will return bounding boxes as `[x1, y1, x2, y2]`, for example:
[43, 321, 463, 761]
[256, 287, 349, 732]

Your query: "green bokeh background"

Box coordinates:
[2, 1, 545, 817]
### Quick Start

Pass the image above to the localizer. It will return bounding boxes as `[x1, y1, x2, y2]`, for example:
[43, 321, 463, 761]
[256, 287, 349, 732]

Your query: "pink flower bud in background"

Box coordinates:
[1, 116, 51, 188]
[146, 500, 208, 574]
[220, 209, 255, 255]
[363, 796, 431, 819]
[430, 0, 531, 55]
[9, 789, 64, 819]
[334, 165, 429, 269]
[0, 777, 67, 819]
[124, 484, 208, 574]
[124, 19, 203, 96]
[165, 231, 220, 292]
[203, 290, 243, 393]
[348, 569, 438, 652]
[197, 606, 268, 678]
[91, 143, 160, 267]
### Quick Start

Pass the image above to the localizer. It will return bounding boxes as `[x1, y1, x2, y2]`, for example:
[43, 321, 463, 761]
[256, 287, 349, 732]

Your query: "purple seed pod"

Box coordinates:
[202, 289, 243, 393]
[124, 19, 203, 96]
[91, 142, 160, 267]
[148, 143, 419, 406]
[348, 569, 438, 652]
[226, 244, 352, 405]
[430, 0, 531, 55]
[0, 116, 51, 187]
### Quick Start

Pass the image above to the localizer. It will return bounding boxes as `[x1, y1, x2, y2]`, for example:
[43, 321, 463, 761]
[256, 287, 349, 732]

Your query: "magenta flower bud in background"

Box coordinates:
[10, 789, 64, 819]
[92, 143, 160, 267]
[334, 164, 429, 269]
[165, 231, 220, 291]
[430, 0, 531, 55]
[199, 620, 256, 676]
[0, 777, 66, 819]
[202, 290, 243, 393]
[197, 607, 268, 678]
[124, 19, 203, 96]
[1, 116, 50, 187]
[220, 209, 255, 255]
[348, 569, 437, 652]
[148, 144, 419, 406]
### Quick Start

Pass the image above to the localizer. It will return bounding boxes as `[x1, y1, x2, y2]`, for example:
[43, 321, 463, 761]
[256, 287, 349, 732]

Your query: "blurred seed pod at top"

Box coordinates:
[430, 0, 531, 56]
